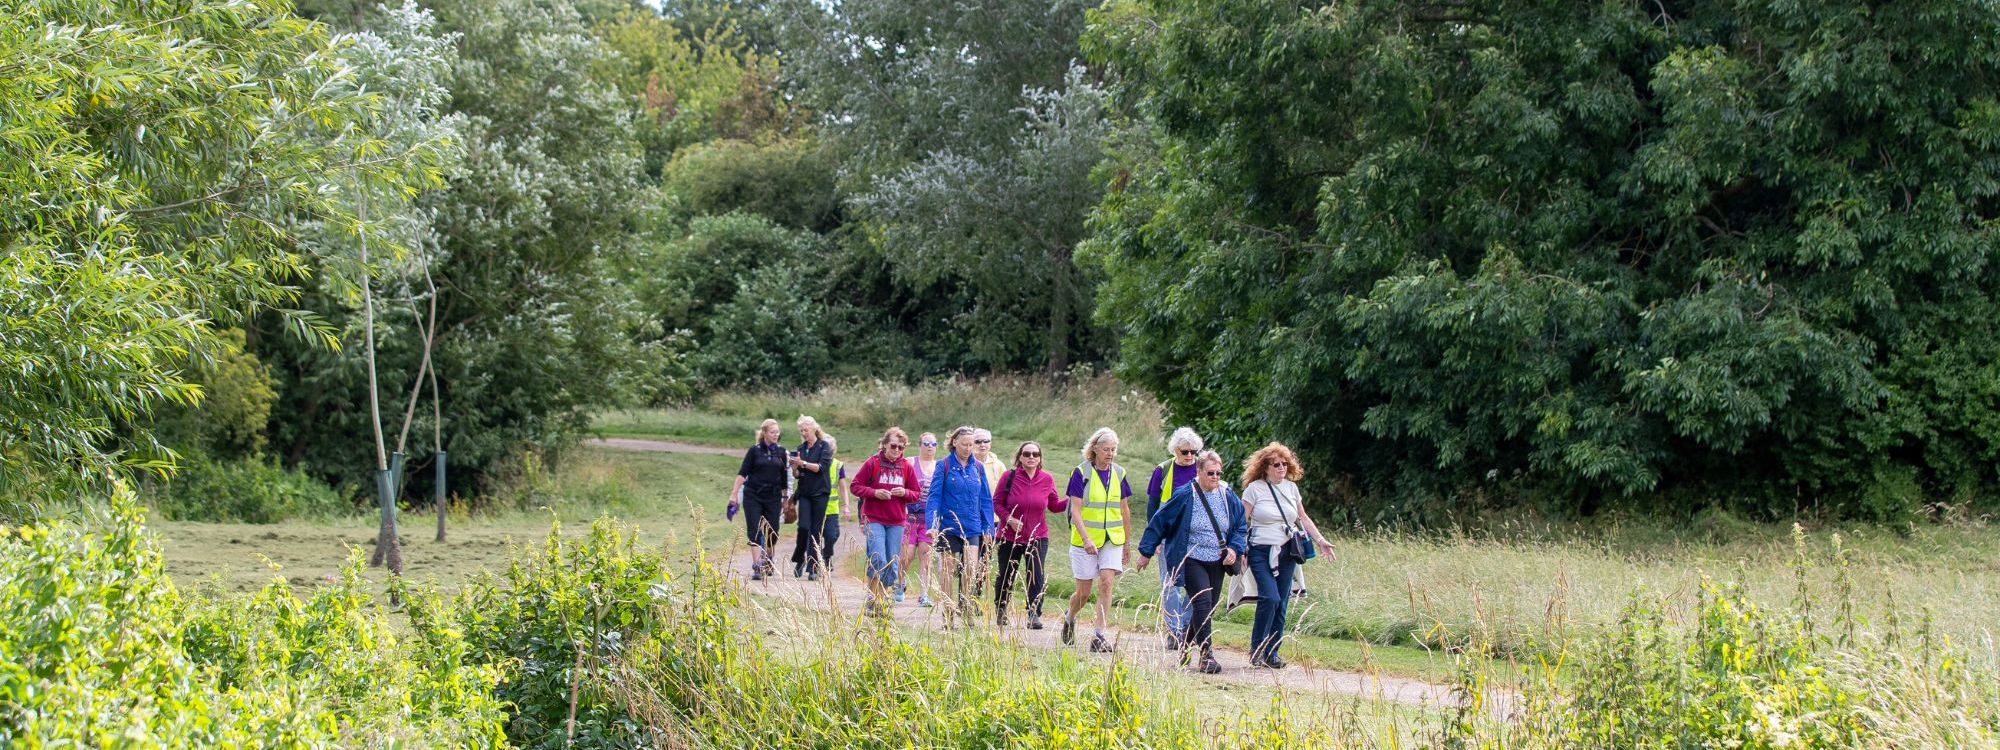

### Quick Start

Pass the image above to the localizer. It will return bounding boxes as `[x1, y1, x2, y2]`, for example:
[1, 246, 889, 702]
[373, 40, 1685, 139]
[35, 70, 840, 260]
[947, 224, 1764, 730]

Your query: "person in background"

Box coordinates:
[1146, 427, 1205, 649]
[1136, 450, 1247, 674]
[1061, 427, 1133, 653]
[969, 427, 1005, 598]
[1239, 442, 1337, 668]
[849, 427, 922, 616]
[819, 436, 845, 575]
[729, 419, 788, 581]
[897, 432, 941, 605]
[927, 425, 994, 627]
[991, 441, 1063, 629]
[789, 415, 835, 580]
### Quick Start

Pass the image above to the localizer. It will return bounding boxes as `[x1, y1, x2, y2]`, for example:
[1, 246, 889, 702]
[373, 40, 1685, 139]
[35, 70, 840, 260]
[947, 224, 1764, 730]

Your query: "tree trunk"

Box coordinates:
[358, 177, 400, 575]
[1045, 251, 1074, 377]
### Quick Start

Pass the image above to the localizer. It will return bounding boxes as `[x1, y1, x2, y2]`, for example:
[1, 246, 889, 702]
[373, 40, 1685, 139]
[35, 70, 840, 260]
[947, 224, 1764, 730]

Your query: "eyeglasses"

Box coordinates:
[1176, 449, 1199, 457]
[975, 438, 992, 444]
[920, 440, 938, 447]
[1269, 461, 1289, 468]
[1021, 452, 1041, 458]
[886, 443, 907, 450]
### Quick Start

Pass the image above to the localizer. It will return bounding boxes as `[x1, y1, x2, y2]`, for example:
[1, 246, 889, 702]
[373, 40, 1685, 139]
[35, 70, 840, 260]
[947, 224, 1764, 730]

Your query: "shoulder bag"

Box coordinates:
[1193, 485, 1247, 576]
[1261, 480, 1312, 565]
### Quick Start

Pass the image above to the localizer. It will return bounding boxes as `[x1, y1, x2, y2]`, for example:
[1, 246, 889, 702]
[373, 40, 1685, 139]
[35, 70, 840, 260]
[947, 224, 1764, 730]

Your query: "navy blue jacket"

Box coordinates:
[1138, 481, 1248, 586]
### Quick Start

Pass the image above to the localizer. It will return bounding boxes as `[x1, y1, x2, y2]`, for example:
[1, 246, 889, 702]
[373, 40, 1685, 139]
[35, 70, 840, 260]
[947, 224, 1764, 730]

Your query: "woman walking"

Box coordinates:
[1239, 442, 1336, 668]
[1136, 450, 1247, 674]
[926, 426, 994, 626]
[819, 436, 845, 573]
[1146, 427, 1205, 648]
[1062, 428, 1133, 653]
[729, 419, 789, 580]
[991, 441, 1063, 629]
[896, 432, 941, 605]
[789, 415, 835, 580]
[849, 427, 922, 615]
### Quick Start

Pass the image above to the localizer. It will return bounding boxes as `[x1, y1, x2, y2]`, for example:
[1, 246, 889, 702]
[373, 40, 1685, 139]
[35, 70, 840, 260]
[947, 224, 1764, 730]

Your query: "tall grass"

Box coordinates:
[597, 375, 1169, 461]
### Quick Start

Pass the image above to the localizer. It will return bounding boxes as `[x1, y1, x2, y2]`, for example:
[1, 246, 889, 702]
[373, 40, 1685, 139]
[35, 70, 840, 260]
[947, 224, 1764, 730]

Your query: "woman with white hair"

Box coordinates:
[1145, 426, 1205, 648]
[729, 418, 788, 580]
[1061, 427, 1133, 653]
[789, 415, 836, 579]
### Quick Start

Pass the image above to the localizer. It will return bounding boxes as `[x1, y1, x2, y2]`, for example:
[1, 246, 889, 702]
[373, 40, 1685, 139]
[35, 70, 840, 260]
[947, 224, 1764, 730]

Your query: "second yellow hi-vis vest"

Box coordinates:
[1071, 463, 1127, 547]
[826, 459, 842, 516]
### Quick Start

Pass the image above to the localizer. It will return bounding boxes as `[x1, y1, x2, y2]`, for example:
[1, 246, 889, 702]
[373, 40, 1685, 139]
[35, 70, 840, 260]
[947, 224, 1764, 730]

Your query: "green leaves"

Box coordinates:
[1088, 0, 2000, 518]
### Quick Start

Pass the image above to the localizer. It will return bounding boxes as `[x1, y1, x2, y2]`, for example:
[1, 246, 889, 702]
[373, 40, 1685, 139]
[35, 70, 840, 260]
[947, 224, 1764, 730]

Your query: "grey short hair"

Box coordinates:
[1081, 427, 1120, 465]
[1167, 427, 1204, 453]
[1196, 450, 1224, 470]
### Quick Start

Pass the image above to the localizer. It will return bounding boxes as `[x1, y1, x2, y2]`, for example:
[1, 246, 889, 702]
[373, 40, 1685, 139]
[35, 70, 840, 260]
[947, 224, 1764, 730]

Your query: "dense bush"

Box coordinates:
[142, 451, 352, 523]
[0, 493, 506, 747]
[1086, 0, 2000, 521]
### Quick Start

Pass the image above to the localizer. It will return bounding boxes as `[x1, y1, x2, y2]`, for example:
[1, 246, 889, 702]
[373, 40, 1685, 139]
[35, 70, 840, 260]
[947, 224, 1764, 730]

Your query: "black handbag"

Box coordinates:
[1261, 480, 1312, 565]
[1192, 485, 1246, 575]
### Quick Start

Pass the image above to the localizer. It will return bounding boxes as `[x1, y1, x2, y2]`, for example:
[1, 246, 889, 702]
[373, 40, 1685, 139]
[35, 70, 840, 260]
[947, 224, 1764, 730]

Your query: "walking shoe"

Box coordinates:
[1264, 655, 1287, 670]
[893, 589, 906, 603]
[749, 568, 764, 581]
[996, 610, 1009, 627]
[1089, 633, 1113, 653]
[1026, 615, 1043, 630]
[1060, 617, 1076, 645]
[1164, 633, 1184, 651]
[918, 596, 934, 608]
[807, 570, 819, 582]
[1199, 653, 1223, 675]
[1178, 648, 1193, 668]
[793, 563, 804, 579]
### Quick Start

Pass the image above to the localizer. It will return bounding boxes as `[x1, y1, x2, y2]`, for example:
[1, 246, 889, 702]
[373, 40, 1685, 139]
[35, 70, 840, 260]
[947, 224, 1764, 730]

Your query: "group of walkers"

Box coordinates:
[727, 418, 1336, 673]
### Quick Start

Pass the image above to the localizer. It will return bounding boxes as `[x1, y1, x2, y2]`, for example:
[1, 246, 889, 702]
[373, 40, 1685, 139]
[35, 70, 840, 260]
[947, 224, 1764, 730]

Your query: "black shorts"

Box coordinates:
[743, 494, 784, 546]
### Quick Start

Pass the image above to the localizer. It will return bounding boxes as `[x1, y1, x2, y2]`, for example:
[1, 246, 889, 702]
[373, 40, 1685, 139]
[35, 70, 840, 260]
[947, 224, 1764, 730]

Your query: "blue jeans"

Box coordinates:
[1248, 544, 1298, 660]
[865, 522, 903, 589]
[1158, 565, 1190, 640]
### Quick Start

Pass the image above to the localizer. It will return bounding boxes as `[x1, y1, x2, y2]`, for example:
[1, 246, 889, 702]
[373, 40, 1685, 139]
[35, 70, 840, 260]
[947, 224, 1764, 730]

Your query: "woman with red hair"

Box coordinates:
[1238, 442, 1336, 668]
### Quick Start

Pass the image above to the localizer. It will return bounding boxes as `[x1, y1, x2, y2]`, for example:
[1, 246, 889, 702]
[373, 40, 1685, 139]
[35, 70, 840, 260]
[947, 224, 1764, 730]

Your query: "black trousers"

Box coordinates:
[1181, 557, 1226, 652]
[993, 538, 1048, 617]
[790, 494, 830, 571]
[938, 533, 985, 615]
[743, 494, 784, 551]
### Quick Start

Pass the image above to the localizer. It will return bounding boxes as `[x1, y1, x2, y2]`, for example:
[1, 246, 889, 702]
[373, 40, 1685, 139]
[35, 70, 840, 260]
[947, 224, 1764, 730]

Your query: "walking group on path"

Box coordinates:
[728, 417, 1338, 675]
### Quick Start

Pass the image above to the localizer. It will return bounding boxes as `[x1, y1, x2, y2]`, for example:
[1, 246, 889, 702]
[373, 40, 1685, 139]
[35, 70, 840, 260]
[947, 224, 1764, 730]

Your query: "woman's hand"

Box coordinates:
[1221, 549, 1238, 568]
[1006, 516, 1024, 532]
[1315, 538, 1335, 560]
[1133, 555, 1150, 572]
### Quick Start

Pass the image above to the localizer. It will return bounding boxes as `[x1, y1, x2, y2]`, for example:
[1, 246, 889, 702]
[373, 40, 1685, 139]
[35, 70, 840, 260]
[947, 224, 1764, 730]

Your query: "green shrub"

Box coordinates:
[0, 491, 507, 747]
[143, 451, 352, 523]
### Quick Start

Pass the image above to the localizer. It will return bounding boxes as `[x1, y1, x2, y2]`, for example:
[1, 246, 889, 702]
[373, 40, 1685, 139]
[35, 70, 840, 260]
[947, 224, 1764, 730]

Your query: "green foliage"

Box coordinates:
[782, 0, 1114, 374]
[412, 518, 672, 749]
[142, 451, 353, 523]
[151, 329, 279, 457]
[0, 492, 507, 747]
[1086, 0, 2000, 520]
[0, 0, 452, 498]
[663, 138, 839, 232]
[596, 8, 792, 179]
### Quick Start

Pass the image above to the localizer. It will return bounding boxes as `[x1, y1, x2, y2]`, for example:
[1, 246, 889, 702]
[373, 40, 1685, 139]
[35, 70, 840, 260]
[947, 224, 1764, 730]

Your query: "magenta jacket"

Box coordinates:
[992, 468, 1066, 544]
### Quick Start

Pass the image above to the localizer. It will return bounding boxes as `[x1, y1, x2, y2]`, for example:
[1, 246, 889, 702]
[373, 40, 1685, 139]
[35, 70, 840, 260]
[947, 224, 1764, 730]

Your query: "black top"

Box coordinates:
[793, 438, 834, 499]
[738, 441, 789, 500]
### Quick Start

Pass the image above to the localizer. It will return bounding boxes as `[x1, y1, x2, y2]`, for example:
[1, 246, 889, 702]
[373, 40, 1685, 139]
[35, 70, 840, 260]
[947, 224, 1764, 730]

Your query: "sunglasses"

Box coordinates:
[975, 439, 992, 444]
[886, 443, 907, 449]
[1176, 449, 1199, 457]
[920, 440, 938, 447]
[1202, 470, 1222, 477]
[1021, 452, 1041, 458]
[1269, 461, 1289, 468]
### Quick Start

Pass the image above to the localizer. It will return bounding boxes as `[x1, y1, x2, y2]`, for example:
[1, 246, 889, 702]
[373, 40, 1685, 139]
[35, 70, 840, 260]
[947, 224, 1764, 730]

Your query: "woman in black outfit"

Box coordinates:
[789, 415, 835, 579]
[730, 418, 789, 580]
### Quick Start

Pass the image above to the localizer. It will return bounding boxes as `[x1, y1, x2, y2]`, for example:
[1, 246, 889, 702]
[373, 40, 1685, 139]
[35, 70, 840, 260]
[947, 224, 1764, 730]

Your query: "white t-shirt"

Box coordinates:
[1241, 479, 1302, 547]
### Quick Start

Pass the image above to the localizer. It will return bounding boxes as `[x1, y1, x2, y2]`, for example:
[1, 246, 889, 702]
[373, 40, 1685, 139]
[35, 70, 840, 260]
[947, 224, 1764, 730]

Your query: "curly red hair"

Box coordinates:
[1240, 442, 1303, 488]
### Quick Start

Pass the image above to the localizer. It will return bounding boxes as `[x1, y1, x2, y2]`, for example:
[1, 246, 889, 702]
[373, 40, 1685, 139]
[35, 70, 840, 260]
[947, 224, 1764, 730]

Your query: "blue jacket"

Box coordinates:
[926, 453, 993, 538]
[1138, 482, 1248, 586]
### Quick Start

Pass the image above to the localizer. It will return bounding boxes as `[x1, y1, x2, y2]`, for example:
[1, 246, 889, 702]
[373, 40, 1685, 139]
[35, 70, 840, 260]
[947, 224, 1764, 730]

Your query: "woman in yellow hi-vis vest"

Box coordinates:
[1061, 427, 1134, 653]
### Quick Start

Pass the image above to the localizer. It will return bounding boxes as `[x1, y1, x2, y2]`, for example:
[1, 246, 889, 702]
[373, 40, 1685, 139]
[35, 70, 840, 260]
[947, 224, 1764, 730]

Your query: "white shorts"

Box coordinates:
[1069, 543, 1125, 579]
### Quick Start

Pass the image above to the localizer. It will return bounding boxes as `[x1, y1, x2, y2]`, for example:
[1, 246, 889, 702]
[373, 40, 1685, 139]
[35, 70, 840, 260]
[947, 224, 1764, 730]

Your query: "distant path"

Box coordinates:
[588, 437, 740, 456]
[593, 435, 1509, 713]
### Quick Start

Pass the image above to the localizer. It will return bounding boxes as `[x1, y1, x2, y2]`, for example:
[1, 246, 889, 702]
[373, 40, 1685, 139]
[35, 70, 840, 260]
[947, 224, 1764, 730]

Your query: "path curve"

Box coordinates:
[588, 437, 742, 456]
[593, 435, 1511, 713]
